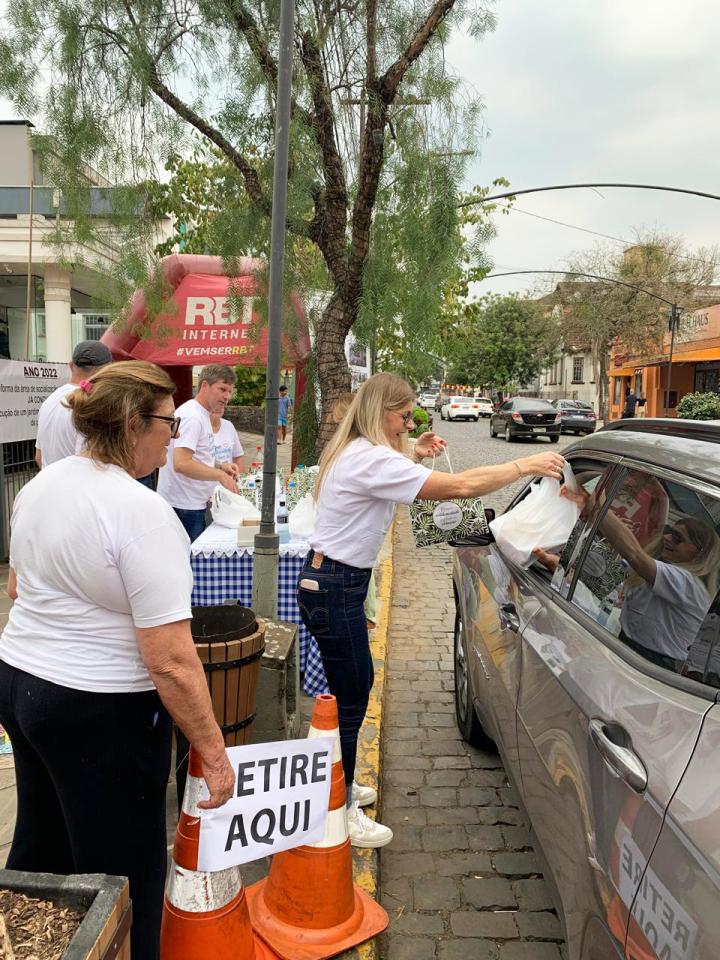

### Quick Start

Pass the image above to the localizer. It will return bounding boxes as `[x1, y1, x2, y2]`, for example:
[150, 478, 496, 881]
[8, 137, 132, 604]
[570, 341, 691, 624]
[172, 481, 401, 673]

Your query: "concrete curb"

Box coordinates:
[341, 520, 395, 960]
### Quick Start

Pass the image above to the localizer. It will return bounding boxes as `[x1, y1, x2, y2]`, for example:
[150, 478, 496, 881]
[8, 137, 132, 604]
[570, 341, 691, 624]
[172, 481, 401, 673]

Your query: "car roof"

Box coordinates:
[567, 419, 720, 488]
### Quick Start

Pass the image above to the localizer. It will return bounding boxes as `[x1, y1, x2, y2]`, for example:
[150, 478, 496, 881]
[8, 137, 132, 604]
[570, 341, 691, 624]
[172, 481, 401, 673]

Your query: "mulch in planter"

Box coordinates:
[0, 889, 83, 959]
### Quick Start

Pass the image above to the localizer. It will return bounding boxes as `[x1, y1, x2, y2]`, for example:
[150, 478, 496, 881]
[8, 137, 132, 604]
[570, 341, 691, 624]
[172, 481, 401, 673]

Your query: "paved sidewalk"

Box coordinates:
[379, 511, 565, 960]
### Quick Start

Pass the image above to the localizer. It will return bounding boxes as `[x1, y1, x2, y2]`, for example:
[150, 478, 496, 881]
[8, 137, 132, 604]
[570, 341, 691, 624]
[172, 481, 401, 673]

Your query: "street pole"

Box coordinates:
[252, 0, 295, 620]
[24, 180, 34, 359]
[665, 304, 681, 417]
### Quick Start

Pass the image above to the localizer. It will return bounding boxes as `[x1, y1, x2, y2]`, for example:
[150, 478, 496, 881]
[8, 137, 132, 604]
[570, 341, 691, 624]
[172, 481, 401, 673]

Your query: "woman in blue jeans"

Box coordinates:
[299, 373, 565, 847]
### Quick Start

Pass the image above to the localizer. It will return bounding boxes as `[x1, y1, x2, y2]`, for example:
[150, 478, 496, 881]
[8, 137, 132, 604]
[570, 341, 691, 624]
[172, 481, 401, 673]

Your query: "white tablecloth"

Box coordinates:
[190, 522, 310, 558]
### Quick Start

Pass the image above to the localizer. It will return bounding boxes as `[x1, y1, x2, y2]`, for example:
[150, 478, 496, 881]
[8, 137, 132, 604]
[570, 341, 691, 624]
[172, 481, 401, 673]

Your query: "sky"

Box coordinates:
[447, 0, 720, 297]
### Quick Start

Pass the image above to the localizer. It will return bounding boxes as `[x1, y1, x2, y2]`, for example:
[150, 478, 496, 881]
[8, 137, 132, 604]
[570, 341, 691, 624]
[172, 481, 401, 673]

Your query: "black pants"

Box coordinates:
[0, 661, 173, 960]
[297, 553, 372, 795]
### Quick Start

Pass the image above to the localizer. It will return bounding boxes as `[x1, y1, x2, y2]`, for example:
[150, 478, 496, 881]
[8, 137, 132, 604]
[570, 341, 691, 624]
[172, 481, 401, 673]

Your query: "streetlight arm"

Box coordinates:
[459, 182, 720, 209]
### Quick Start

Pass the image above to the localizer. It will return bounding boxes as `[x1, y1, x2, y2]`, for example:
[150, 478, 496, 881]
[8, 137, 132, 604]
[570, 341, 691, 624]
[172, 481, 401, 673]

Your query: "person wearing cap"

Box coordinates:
[34, 340, 113, 468]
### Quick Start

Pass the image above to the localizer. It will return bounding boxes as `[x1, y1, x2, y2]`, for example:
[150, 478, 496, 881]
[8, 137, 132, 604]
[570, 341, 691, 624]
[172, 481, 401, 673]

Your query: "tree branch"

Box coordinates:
[379, 0, 458, 104]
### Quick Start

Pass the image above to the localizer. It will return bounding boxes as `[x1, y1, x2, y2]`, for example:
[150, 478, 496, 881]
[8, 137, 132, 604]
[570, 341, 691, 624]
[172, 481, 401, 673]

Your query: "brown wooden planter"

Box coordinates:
[0, 870, 131, 959]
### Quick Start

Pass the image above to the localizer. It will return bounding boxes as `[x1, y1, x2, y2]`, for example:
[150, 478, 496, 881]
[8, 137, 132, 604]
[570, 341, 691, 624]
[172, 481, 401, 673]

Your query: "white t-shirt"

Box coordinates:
[0, 457, 192, 693]
[212, 419, 243, 465]
[621, 561, 711, 660]
[157, 398, 216, 510]
[35, 383, 83, 466]
[310, 437, 430, 569]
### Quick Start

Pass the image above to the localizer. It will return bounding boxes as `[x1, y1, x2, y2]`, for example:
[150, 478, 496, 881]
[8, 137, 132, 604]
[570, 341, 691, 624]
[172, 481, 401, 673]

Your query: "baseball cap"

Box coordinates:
[72, 340, 113, 368]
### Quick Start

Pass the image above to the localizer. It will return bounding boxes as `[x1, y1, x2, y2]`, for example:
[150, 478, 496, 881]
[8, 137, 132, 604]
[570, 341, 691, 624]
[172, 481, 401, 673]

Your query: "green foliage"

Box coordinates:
[230, 365, 267, 407]
[409, 407, 429, 438]
[676, 392, 720, 421]
[448, 294, 561, 390]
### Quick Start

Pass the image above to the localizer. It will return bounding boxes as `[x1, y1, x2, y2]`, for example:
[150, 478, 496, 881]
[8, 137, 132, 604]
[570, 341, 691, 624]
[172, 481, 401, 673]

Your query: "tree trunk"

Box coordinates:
[315, 293, 353, 456]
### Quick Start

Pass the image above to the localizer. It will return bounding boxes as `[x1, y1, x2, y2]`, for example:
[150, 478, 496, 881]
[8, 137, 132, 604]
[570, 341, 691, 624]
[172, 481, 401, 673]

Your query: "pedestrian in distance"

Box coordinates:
[34, 340, 113, 468]
[157, 363, 239, 542]
[0, 360, 235, 960]
[277, 383, 293, 444]
[622, 386, 638, 419]
[299, 372, 565, 848]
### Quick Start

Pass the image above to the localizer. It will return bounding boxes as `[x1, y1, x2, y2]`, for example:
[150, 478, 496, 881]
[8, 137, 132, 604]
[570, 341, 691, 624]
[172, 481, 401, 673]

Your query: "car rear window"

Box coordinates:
[514, 398, 555, 411]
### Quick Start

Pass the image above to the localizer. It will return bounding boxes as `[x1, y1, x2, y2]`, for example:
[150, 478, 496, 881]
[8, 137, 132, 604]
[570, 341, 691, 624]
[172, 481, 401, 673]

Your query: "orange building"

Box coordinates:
[608, 304, 720, 420]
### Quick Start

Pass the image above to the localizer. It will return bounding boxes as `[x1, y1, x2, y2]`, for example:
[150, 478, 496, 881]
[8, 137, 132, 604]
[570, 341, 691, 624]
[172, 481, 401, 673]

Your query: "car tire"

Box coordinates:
[489, 420, 496, 438]
[549, 434, 559, 443]
[454, 610, 486, 746]
[474, 417, 479, 422]
[505, 425, 516, 443]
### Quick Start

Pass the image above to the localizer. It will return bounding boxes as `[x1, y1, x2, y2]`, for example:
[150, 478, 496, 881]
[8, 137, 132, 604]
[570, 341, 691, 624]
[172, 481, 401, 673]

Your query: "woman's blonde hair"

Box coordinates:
[65, 360, 176, 472]
[316, 373, 415, 498]
[628, 514, 720, 600]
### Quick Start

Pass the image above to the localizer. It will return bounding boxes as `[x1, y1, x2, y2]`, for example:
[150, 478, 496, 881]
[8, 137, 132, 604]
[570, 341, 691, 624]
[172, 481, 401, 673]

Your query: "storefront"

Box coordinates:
[608, 304, 720, 420]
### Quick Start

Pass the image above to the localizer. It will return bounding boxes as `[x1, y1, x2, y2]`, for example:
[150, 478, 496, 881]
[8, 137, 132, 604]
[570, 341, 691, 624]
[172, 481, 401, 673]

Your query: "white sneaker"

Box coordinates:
[352, 781, 377, 808]
[347, 802, 393, 848]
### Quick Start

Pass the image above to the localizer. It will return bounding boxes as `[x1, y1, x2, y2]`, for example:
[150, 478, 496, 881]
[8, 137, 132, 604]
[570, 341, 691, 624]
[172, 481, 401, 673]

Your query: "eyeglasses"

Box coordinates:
[398, 411, 416, 425]
[663, 524, 698, 548]
[146, 414, 181, 438]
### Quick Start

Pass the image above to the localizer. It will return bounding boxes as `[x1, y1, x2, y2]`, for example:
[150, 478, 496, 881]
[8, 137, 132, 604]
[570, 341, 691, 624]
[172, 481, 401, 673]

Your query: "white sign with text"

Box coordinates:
[0, 360, 70, 443]
[198, 737, 334, 871]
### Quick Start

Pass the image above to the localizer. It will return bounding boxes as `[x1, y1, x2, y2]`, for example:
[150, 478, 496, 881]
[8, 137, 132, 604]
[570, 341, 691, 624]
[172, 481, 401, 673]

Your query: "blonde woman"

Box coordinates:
[299, 373, 565, 847]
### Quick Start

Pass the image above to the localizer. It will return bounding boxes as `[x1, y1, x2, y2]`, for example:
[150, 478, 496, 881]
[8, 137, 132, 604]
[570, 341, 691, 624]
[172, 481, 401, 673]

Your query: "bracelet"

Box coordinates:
[512, 460, 522, 479]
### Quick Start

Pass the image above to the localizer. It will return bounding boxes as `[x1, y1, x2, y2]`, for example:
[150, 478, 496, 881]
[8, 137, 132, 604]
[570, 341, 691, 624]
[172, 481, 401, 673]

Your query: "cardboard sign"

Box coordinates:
[198, 737, 334, 870]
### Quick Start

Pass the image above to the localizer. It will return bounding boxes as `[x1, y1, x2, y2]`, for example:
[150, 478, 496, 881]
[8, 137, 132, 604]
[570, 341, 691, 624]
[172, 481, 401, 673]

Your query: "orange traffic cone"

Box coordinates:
[160, 748, 279, 960]
[246, 694, 389, 960]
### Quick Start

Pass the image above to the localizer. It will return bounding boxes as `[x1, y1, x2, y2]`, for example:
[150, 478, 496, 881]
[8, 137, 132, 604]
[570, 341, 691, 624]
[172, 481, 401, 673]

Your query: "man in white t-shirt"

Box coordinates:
[157, 364, 239, 541]
[211, 413, 245, 473]
[34, 340, 113, 468]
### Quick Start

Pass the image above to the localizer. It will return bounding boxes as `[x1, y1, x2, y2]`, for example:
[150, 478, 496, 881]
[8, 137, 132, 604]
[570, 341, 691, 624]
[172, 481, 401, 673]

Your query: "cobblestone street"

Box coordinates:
[379, 422, 576, 959]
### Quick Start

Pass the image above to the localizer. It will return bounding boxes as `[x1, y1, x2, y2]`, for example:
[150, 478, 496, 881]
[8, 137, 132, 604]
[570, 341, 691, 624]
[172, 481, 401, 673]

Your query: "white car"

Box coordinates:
[418, 393, 436, 411]
[473, 396, 494, 418]
[441, 396, 480, 421]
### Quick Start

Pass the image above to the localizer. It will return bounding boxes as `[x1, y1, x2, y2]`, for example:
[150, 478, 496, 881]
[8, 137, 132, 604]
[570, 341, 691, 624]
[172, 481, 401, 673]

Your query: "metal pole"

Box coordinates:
[665, 304, 680, 417]
[24, 181, 34, 359]
[252, 0, 295, 620]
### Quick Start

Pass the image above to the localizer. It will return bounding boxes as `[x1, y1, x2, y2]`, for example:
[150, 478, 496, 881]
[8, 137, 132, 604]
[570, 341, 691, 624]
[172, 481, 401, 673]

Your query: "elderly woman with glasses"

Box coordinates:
[300, 373, 566, 848]
[0, 360, 234, 960]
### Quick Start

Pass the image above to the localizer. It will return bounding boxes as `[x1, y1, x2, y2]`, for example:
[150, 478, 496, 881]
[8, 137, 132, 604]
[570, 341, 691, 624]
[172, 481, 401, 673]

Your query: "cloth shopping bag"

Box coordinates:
[489, 464, 580, 568]
[409, 449, 489, 548]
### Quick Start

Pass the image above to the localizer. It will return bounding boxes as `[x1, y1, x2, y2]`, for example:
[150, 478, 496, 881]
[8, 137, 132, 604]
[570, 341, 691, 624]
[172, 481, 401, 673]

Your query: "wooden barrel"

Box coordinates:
[191, 602, 265, 747]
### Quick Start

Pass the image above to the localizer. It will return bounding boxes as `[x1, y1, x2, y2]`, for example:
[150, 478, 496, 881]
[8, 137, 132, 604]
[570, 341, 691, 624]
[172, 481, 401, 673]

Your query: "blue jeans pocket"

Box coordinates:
[297, 585, 331, 636]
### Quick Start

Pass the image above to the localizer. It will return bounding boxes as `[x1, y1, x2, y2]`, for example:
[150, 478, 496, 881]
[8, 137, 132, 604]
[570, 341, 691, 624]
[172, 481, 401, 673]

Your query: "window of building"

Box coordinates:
[613, 378, 622, 405]
[572, 356, 584, 383]
[563, 467, 720, 685]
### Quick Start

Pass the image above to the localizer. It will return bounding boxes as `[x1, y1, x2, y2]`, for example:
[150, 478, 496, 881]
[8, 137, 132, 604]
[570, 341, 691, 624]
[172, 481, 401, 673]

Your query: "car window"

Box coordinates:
[514, 398, 555, 411]
[566, 468, 720, 681]
[500, 401, 512, 411]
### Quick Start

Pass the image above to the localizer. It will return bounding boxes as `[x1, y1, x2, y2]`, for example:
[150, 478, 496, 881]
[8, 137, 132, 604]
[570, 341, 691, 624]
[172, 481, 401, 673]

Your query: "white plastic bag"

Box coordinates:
[210, 485, 261, 528]
[489, 464, 580, 568]
[288, 493, 316, 540]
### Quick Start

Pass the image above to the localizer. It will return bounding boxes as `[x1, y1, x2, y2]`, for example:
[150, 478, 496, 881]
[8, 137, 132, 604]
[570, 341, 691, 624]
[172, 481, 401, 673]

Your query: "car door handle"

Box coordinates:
[589, 719, 648, 793]
[501, 602, 520, 632]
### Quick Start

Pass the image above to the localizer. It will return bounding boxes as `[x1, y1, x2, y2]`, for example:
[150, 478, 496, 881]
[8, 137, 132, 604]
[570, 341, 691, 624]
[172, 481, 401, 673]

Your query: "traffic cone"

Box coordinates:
[160, 747, 279, 960]
[246, 694, 388, 960]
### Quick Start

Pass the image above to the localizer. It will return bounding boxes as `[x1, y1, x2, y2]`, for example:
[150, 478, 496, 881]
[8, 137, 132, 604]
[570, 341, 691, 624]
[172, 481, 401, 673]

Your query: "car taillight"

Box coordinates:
[559, 410, 569, 417]
[588, 412, 596, 419]
[451, 404, 459, 408]
[472, 404, 479, 408]
[554, 413, 561, 423]
[511, 412, 523, 422]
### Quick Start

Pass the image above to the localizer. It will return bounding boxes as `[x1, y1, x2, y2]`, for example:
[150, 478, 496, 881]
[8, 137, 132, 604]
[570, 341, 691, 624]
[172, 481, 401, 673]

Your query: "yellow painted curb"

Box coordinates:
[341, 520, 395, 960]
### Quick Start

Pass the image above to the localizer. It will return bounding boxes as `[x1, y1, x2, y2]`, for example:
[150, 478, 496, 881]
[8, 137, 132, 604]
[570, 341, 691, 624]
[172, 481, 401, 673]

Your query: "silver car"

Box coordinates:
[452, 418, 720, 960]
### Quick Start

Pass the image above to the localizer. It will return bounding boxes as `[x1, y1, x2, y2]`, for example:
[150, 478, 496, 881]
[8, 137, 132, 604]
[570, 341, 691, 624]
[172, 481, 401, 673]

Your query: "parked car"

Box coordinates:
[473, 396, 494, 418]
[489, 397, 561, 442]
[441, 396, 480, 422]
[452, 417, 720, 960]
[552, 398, 597, 435]
[418, 393, 436, 411]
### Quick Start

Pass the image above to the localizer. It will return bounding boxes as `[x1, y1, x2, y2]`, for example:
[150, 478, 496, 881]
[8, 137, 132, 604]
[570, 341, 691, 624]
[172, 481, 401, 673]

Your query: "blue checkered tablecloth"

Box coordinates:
[190, 526, 329, 697]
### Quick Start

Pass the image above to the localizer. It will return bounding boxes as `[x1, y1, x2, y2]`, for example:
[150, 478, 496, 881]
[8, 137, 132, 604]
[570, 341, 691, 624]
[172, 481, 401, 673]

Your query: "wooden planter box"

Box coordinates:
[0, 870, 131, 959]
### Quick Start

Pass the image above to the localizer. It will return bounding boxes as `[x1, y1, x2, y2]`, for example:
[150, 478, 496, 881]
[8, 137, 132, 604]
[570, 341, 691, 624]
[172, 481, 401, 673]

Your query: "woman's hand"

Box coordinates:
[517, 452, 565, 480]
[560, 485, 589, 510]
[197, 751, 236, 810]
[414, 431, 447, 461]
[532, 547, 560, 572]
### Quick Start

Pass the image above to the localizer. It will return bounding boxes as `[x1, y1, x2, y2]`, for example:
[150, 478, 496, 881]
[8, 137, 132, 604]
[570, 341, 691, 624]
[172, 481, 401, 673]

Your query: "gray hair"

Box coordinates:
[198, 364, 237, 388]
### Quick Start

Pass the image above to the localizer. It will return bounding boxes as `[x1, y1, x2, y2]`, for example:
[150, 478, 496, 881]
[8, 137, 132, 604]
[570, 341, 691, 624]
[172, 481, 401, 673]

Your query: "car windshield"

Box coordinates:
[574, 401, 593, 409]
[513, 398, 555, 411]
[451, 396, 467, 403]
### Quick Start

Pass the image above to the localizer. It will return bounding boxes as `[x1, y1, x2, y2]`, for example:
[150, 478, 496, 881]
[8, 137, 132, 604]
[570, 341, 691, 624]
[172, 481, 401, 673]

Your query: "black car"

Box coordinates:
[552, 399, 597, 435]
[489, 397, 561, 442]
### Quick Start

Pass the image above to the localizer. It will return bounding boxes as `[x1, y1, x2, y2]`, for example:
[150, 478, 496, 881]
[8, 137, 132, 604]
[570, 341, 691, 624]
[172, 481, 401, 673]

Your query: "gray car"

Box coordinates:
[552, 398, 598, 435]
[452, 418, 720, 960]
